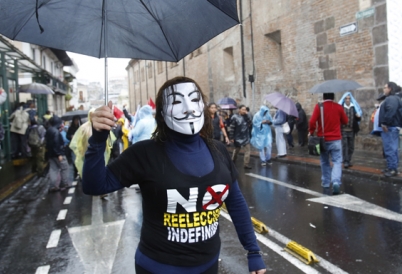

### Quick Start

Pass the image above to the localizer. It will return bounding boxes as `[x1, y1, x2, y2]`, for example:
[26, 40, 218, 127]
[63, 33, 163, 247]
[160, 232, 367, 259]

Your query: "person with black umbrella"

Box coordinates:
[82, 77, 266, 274]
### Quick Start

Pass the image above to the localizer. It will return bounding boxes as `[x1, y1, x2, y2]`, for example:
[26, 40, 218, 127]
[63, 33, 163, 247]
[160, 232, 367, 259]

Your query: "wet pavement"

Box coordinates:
[0, 146, 401, 273]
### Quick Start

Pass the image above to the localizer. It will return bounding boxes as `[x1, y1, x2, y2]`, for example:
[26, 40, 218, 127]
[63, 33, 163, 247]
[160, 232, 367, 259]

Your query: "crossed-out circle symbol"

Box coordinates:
[202, 184, 229, 210]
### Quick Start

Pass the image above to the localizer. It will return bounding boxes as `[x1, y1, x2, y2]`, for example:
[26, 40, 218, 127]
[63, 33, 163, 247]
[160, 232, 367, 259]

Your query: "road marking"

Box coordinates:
[46, 229, 61, 248]
[67, 196, 125, 274]
[221, 211, 348, 274]
[35, 265, 50, 274]
[68, 187, 75, 194]
[56, 209, 68, 220]
[308, 194, 402, 223]
[246, 173, 325, 197]
[247, 172, 402, 223]
[72, 181, 78, 186]
[63, 197, 72, 205]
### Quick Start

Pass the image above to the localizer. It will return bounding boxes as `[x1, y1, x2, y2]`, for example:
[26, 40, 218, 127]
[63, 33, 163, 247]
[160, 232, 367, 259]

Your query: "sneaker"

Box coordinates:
[332, 183, 340, 195]
[384, 169, 397, 177]
[266, 160, 273, 165]
[381, 168, 389, 173]
[244, 165, 252, 169]
[261, 162, 266, 166]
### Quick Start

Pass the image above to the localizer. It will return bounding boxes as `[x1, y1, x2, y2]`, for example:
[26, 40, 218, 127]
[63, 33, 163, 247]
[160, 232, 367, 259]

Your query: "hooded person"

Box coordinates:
[128, 105, 156, 145]
[82, 77, 267, 274]
[45, 115, 72, 192]
[250, 106, 273, 166]
[338, 92, 362, 168]
[295, 103, 308, 146]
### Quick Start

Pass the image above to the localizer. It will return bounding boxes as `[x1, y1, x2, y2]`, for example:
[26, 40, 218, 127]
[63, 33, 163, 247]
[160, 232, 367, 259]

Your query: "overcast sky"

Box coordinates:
[67, 52, 130, 87]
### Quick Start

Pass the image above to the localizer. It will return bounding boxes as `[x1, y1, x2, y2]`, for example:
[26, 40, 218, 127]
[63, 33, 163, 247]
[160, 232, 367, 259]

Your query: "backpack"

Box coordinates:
[14, 109, 25, 130]
[28, 127, 42, 147]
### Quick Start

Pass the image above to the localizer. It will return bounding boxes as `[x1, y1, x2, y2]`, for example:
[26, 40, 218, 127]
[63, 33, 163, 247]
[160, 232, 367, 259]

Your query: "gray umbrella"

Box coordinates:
[0, 0, 238, 103]
[309, 80, 362, 93]
[18, 83, 54, 95]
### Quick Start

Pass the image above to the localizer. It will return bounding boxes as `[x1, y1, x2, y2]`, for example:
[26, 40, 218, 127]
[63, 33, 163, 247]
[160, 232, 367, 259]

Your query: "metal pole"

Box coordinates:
[103, 0, 108, 105]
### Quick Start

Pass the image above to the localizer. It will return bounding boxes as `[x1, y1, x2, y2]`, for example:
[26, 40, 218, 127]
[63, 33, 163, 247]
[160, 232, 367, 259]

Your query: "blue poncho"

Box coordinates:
[250, 106, 273, 150]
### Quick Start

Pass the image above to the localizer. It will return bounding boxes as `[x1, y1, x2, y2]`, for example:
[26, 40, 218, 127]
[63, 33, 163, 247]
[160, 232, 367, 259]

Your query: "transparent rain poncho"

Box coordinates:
[250, 105, 273, 150]
[69, 110, 116, 177]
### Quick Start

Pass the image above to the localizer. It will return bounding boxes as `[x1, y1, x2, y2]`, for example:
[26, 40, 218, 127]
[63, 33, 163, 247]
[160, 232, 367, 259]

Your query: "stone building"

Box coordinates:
[126, 0, 399, 151]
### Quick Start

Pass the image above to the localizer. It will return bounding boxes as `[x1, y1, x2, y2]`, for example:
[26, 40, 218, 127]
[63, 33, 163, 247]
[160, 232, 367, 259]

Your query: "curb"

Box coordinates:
[227, 147, 402, 184]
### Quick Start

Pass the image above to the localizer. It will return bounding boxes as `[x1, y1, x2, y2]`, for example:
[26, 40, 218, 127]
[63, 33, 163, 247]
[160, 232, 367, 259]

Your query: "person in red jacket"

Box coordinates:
[309, 93, 348, 195]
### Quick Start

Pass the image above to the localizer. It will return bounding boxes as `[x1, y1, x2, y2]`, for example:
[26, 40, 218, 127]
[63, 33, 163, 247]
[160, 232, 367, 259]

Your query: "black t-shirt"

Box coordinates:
[108, 139, 237, 266]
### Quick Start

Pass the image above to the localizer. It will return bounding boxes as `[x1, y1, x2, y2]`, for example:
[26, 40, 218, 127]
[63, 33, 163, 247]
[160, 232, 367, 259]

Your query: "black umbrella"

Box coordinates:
[61, 110, 89, 121]
[309, 80, 362, 93]
[0, 0, 239, 103]
[18, 83, 54, 95]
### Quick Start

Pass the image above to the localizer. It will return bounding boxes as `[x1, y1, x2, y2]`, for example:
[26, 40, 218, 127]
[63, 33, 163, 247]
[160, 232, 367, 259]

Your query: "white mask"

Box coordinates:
[162, 82, 205, 135]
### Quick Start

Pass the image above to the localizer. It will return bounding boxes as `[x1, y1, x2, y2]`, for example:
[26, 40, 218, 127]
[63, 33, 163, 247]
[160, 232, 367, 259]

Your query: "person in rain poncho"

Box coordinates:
[128, 105, 156, 145]
[250, 106, 273, 166]
[272, 108, 287, 158]
[338, 92, 362, 168]
[69, 110, 116, 178]
[118, 118, 130, 151]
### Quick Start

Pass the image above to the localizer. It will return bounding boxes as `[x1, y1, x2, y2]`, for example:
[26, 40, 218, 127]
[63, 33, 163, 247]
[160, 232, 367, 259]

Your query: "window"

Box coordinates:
[31, 48, 35, 62]
[42, 56, 46, 70]
[157, 61, 163, 74]
[51, 62, 54, 74]
[148, 63, 152, 79]
[223, 47, 235, 81]
[264, 30, 283, 72]
[170, 62, 179, 68]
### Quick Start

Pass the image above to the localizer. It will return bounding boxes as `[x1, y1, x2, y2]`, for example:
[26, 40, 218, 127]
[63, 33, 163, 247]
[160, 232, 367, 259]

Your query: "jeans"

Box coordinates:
[48, 156, 71, 189]
[381, 127, 399, 170]
[232, 143, 251, 166]
[286, 129, 294, 146]
[341, 131, 355, 163]
[320, 140, 342, 187]
[275, 126, 287, 156]
[259, 145, 272, 162]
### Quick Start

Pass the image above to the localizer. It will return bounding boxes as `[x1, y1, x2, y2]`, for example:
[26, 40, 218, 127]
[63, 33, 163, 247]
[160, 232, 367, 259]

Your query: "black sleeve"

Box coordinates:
[123, 108, 132, 122]
[66, 126, 74, 140]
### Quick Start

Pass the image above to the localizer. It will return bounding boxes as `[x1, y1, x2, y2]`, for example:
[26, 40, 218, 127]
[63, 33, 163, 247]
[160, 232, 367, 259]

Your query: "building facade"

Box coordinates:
[126, 0, 397, 151]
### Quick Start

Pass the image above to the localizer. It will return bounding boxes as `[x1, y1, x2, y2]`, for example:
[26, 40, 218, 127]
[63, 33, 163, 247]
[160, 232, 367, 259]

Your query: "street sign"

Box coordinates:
[339, 22, 358, 36]
[356, 7, 375, 20]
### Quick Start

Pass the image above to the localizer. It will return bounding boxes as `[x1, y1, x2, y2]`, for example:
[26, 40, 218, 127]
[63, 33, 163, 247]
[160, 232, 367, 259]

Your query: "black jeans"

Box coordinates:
[342, 131, 355, 163]
[135, 260, 219, 274]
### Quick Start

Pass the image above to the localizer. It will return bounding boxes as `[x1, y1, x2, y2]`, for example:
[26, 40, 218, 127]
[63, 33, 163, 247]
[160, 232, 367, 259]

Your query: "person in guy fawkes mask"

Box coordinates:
[82, 77, 266, 274]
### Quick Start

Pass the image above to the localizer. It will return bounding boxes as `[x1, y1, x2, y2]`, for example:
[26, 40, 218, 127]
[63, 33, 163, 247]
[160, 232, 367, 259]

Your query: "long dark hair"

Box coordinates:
[151, 77, 213, 143]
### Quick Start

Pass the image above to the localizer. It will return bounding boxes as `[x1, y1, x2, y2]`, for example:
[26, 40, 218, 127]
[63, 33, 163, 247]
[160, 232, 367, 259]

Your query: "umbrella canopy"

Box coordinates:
[61, 110, 89, 121]
[265, 92, 298, 117]
[217, 97, 237, 106]
[18, 83, 54, 95]
[219, 104, 237, 110]
[0, 0, 239, 61]
[309, 80, 362, 94]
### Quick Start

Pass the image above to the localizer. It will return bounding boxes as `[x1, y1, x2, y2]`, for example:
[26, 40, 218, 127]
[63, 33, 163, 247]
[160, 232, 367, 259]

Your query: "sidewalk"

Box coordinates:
[227, 144, 402, 184]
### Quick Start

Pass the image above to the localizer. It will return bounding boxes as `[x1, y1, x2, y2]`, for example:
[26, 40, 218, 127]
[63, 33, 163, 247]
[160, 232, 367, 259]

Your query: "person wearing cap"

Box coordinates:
[379, 82, 402, 177]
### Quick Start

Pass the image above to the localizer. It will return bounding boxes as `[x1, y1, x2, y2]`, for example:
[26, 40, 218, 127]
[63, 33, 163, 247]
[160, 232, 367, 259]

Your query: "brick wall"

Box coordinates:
[126, 0, 389, 151]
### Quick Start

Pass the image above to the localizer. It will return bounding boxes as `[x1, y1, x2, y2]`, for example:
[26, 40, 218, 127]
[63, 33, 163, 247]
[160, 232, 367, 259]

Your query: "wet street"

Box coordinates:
[1, 156, 402, 274]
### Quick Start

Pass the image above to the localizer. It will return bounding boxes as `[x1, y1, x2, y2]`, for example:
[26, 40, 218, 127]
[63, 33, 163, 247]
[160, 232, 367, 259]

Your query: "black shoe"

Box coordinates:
[244, 165, 252, 169]
[382, 168, 390, 173]
[344, 162, 349, 168]
[266, 160, 273, 165]
[332, 183, 340, 195]
[48, 187, 60, 193]
[384, 169, 397, 177]
[348, 163, 353, 167]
